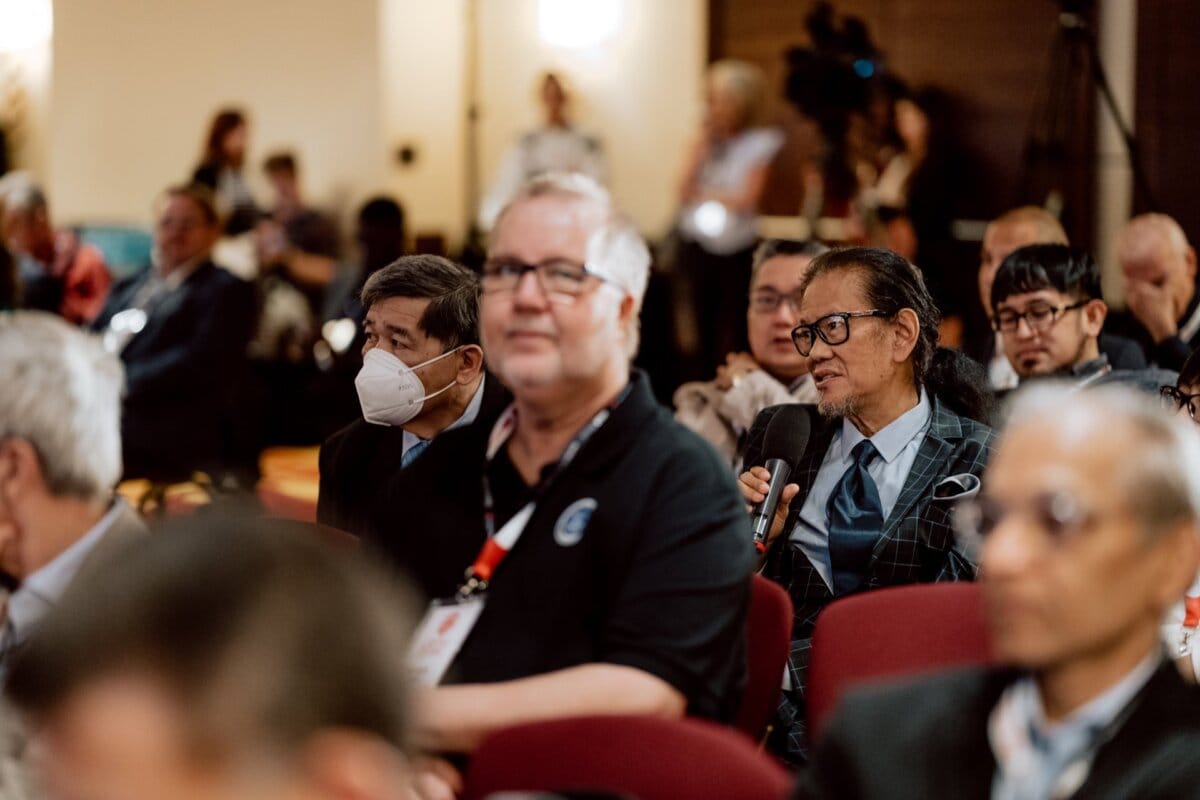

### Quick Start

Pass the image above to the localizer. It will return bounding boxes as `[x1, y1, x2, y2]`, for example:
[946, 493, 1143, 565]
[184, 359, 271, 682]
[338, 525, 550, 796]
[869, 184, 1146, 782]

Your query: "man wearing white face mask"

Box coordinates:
[317, 255, 505, 545]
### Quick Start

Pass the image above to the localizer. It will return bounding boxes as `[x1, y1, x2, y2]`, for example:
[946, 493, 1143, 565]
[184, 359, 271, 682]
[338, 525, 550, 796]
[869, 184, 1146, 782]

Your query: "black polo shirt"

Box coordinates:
[368, 370, 754, 721]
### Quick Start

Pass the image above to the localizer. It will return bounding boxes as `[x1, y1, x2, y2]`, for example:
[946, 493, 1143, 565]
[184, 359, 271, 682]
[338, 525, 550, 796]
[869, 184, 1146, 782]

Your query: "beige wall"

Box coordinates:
[48, 0, 387, 228]
[36, 0, 704, 248]
[474, 0, 706, 239]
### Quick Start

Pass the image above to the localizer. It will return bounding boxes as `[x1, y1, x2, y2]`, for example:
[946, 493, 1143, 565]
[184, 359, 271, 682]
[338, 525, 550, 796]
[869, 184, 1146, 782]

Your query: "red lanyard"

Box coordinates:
[457, 382, 632, 598]
[1179, 595, 1200, 657]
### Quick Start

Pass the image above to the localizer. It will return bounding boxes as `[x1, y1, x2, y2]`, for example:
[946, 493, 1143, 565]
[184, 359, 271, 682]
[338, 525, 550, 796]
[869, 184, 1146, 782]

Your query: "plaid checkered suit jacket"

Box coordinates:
[743, 397, 996, 762]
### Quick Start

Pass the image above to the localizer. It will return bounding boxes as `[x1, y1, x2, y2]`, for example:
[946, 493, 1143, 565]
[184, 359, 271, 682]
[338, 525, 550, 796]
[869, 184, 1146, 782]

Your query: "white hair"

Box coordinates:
[491, 172, 651, 358]
[1005, 382, 1200, 536]
[0, 312, 124, 499]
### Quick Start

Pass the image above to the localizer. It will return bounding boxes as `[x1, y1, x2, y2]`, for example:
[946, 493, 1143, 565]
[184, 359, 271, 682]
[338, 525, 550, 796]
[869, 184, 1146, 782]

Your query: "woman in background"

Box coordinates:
[673, 60, 783, 381]
[192, 108, 259, 235]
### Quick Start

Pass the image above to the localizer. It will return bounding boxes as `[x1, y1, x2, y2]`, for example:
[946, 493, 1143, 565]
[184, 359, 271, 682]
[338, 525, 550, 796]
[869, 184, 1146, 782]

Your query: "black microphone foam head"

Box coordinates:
[762, 405, 812, 470]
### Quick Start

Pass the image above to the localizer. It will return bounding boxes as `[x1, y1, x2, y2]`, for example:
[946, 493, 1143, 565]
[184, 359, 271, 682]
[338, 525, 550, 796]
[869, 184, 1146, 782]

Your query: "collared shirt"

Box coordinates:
[990, 652, 1160, 800]
[789, 389, 933, 590]
[6, 499, 126, 647]
[401, 375, 488, 461]
[989, 332, 1020, 391]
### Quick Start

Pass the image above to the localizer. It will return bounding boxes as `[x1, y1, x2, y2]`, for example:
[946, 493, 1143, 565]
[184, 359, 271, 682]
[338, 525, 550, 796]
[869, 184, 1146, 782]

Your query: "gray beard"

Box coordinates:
[818, 394, 859, 419]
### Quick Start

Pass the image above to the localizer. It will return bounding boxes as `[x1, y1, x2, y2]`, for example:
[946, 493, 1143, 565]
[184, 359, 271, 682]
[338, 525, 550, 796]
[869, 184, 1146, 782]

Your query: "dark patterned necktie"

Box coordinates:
[826, 439, 884, 595]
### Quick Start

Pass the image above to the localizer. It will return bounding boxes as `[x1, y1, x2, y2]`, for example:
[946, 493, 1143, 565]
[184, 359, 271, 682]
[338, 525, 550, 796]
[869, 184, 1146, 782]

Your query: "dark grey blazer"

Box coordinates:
[796, 662, 1200, 800]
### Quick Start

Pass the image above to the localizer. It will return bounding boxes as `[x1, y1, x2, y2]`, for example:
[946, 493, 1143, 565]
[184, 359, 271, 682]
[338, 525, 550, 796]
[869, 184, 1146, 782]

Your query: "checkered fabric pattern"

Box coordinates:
[745, 399, 996, 763]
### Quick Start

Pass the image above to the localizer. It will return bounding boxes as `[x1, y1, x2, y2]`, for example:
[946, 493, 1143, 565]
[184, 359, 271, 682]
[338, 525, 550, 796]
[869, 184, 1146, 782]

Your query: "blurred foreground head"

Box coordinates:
[7, 515, 416, 800]
[964, 384, 1200, 674]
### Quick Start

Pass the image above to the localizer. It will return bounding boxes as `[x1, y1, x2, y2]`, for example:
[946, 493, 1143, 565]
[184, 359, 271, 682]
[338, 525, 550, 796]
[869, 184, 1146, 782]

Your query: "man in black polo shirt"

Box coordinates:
[369, 173, 753, 766]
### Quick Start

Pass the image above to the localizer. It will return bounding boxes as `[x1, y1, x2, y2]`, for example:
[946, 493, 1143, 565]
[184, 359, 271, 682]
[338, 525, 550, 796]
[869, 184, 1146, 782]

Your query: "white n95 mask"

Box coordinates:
[354, 346, 461, 427]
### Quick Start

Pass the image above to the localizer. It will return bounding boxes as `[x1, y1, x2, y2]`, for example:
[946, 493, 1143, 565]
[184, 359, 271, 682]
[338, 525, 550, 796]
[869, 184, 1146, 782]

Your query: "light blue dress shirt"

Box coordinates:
[401, 374, 488, 461]
[788, 389, 932, 590]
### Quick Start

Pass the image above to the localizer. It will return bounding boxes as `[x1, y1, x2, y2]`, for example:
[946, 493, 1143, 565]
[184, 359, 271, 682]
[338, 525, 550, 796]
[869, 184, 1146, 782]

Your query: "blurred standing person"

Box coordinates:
[191, 108, 259, 235]
[674, 59, 783, 380]
[675, 239, 824, 469]
[478, 72, 606, 232]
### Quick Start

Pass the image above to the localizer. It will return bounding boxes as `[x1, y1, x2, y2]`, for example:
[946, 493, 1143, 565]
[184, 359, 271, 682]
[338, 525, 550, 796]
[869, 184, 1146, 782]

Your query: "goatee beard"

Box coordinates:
[818, 394, 858, 419]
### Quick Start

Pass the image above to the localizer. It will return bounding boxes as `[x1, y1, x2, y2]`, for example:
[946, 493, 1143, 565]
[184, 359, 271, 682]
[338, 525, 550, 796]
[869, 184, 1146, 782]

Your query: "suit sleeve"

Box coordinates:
[123, 276, 257, 401]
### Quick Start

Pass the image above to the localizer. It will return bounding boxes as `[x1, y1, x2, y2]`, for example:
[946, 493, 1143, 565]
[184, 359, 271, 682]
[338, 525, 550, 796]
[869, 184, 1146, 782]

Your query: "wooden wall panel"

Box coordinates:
[1135, 0, 1200, 248]
[710, 0, 1096, 244]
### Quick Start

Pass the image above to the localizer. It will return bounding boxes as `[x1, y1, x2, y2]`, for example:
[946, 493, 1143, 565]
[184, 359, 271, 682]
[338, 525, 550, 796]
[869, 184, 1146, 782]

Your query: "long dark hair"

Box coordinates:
[801, 246, 995, 423]
[200, 108, 246, 169]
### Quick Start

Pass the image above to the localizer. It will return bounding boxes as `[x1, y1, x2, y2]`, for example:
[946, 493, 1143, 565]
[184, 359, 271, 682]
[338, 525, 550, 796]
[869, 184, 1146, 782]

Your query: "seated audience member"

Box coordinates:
[323, 196, 407, 328]
[318, 255, 505, 540]
[93, 184, 257, 482]
[968, 206, 1144, 390]
[1113, 213, 1200, 370]
[373, 174, 753, 767]
[6, 516, 418, 800]
[798, 384, 1200, 799]
[1161, 349, 1200, 684]
[262, 151, 339, 260]
[991, 244, 1165, 390]
[0, 312, 147, 681]
[675, 239, 825, 468]
[1, 181, 111, 324]
[739, 246, 996, 763]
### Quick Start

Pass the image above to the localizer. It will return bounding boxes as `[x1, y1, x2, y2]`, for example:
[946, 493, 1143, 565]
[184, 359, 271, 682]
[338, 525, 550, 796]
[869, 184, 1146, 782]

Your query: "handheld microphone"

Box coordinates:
[750, 405, 811, 553]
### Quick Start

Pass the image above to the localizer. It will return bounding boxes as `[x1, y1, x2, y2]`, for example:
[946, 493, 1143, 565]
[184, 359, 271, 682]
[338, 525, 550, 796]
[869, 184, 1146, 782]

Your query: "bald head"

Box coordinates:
[1117, 213, 1197, 322]
[979, 207, 1069, 315]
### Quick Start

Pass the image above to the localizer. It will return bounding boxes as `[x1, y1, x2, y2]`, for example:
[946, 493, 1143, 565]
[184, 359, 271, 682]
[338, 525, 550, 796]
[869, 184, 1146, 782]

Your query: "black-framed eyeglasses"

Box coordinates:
[1160, 385, 1200, 422]
[992, 299, 1090, 333]
[749, 290, 804, 315]
[790, 310, 894, 357]
[481, 257, 613, 301]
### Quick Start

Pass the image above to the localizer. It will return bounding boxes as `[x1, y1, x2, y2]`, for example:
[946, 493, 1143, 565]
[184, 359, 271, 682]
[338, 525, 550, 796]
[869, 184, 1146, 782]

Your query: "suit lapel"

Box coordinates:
[875, 398, 960, 547]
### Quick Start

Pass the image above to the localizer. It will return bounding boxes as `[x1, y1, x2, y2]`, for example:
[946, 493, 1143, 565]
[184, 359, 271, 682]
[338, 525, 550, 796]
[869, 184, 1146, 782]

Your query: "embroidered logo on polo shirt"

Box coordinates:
[554, 498, 597, 547]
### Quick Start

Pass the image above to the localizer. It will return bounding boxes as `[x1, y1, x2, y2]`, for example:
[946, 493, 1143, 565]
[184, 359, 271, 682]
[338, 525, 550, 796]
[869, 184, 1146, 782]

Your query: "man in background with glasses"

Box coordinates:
[798, 384, 1200, 799]
[674, 239, 825, 469]
[992, 244, 1166, 392]
[369, 174, 753, 792]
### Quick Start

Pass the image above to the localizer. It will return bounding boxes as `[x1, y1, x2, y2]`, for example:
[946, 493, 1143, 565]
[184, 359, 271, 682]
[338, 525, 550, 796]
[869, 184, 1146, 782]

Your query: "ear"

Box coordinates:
[0, 438, 46, 498]
[300, 729, 410, 800]
[1186, 246, 1197, 282]
[1149, 522, 1200, 613]
[891, 308, 921, 363]
[1081, 299, 1107, 336]
[455, 344, 485, 384]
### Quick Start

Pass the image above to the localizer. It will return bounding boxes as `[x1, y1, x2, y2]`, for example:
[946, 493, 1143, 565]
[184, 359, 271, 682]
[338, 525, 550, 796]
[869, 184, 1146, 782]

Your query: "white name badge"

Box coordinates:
[407, 595, 487, 687]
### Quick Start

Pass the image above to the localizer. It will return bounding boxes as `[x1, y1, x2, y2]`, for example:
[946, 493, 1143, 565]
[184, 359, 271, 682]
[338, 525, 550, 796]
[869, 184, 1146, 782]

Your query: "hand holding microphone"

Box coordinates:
[739, 406, 810, 554]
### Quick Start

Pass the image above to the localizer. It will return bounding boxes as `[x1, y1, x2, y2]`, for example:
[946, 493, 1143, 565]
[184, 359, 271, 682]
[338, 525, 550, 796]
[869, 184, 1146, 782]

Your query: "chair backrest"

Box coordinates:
[806, 581, 992, 742]
[735, 573, 794, 740]
[463, 715, 793, 800]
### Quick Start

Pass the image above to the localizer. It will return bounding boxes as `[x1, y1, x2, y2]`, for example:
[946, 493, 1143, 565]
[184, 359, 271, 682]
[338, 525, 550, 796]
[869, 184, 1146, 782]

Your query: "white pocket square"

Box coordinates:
[933, 473, 981, 502]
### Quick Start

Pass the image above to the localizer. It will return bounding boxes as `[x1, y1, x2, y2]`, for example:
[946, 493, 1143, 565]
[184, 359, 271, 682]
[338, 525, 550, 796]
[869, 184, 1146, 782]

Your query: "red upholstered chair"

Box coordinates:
[806, 581, 993, 742]
[735, 574, 794, 741]
[462, 715, 794, 800]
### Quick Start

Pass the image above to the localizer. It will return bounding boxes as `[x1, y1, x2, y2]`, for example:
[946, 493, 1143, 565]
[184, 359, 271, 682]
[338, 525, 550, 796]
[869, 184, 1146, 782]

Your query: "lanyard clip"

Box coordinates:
[458, 572, 489, 600]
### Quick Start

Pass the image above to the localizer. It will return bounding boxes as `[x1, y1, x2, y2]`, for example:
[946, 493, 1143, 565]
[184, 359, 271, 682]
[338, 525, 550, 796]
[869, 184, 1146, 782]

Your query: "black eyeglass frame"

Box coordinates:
[990, 298, 1091, 334]
[1160, 385, 1200, 421]
[790, 309, 895, 357]
[480, 257, 616, 299]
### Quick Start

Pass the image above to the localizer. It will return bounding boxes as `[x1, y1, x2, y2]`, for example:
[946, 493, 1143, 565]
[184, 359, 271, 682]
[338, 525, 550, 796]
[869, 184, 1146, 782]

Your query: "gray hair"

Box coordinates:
[1005, 382, 1200, 537]
[0, 312, 124, 499]
[490, 172, 651, 358]
[0, 181, 47, 217]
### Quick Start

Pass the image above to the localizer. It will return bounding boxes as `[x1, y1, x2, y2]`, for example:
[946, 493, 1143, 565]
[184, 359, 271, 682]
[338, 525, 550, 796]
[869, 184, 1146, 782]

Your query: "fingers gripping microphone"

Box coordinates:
[751, 406, 811, 553]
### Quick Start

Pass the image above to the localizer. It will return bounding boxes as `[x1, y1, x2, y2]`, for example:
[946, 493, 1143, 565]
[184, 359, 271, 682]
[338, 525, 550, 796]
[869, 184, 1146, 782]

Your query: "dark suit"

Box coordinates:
[317, 374, 510, 537]
[796, 662, 1200, 800]
[743, 398, 996, 762]
[93, 260, 257, 481]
